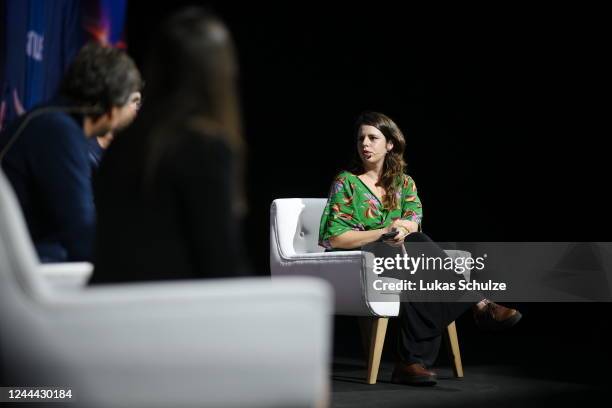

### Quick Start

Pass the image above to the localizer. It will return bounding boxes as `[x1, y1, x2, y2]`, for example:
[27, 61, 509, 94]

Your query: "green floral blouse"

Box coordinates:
[318, 171, 423, 249]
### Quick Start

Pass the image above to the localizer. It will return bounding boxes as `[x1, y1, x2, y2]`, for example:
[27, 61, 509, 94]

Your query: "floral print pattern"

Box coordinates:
[318, 171, 423, 249]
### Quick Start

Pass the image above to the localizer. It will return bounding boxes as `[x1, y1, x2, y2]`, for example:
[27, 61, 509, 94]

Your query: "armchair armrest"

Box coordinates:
[272, 250, 395, 316]
[38, 261, 93, 290]
[9, 277, 332, 408]
[443, 250, 472, 282]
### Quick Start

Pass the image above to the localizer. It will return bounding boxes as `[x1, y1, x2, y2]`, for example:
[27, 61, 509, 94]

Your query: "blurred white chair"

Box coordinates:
[38, 261, 93, 290]
[270, 198, 467, 384]
[0, 170, 333, 408]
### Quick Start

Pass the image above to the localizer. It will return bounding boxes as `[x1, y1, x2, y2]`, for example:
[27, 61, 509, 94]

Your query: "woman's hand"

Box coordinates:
[388, 226, 409, 246]
[380, 226, 406, 247]
[391, 219, 419, 234]
[329, 221, 417, 250]
[381, 219, 417, 247]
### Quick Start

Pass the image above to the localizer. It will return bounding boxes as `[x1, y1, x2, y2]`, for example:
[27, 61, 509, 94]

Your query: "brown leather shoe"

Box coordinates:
[473, 300, 522, 331]
[391, 362, 437, 386]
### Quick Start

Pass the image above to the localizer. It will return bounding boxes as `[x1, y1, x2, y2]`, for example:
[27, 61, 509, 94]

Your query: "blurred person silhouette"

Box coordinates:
[0, 42, 142, 262]
[319, 111, 522, 386]
[91, 7, 249, 283]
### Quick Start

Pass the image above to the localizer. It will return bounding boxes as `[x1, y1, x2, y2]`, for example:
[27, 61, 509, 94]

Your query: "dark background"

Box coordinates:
[126, 2, 610, 381]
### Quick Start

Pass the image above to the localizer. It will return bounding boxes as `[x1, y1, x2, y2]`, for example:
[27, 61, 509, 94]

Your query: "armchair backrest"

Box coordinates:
[0, 170, 47, 300]
[0, 170, 57, 385]
[270, 198, 327, 259]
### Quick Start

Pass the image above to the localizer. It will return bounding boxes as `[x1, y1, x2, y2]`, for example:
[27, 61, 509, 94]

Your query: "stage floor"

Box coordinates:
[331, 357, 605, 408]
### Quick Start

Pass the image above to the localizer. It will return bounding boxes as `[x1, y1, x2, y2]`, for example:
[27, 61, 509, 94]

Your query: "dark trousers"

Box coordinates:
[365, 232, 475, 367]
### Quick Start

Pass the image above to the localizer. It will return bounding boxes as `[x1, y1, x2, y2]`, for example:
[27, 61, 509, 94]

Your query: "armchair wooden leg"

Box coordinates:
[445, 321, 464, 378]
[365, 317, 388, 384]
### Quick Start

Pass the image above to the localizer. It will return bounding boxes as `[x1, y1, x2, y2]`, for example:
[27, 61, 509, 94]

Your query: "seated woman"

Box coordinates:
[319, 111, 521, 386]
[90, 8, 249, 283]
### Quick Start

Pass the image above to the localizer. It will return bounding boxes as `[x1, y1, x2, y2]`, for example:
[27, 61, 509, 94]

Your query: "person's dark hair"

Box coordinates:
[352, 111, 406, 210]
[139, 7, 246, 213]
[60, 42, 142, 117]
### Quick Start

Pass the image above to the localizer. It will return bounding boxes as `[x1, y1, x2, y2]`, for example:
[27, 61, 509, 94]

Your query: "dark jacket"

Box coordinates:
[0, 99, 95, 262]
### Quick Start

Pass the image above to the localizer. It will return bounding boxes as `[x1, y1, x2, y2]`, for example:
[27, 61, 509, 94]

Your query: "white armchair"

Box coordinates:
[0, 171, 333, 408]
[270, 198, 465, 384]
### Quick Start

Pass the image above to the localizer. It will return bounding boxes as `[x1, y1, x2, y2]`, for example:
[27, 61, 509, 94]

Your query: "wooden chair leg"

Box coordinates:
[445, 321, 464, 378]
[366, 317, 388, 384]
